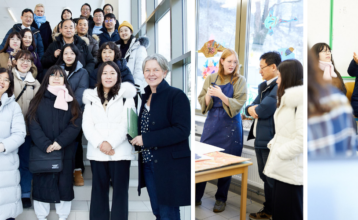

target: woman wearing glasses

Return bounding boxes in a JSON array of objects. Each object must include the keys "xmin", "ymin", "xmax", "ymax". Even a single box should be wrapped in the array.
[
  {"xmin": 310, "ymin": 43, "xmax": 346, "ymax": 94},
  {"xmin": 12, "ymin": 50, "xmax": 41, "ymax": 209},
  {"xmin": 97, "ymin": 13, "xmax": 120, "ymax": 47},
  {"xmin": 27, "ymin": 66, "xmax": 82, "ymax": 220},
  {"xmin": 0, "ymin": 68, "xmax": 26, "ymax": 220}
]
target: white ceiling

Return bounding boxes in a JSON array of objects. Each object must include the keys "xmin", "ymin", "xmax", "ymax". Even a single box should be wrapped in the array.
[{"xmin": 0, "ymin": 0, "xmax": 104, "ymax": 42}]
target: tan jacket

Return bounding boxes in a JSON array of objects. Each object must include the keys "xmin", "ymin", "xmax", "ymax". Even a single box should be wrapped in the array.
[
  {"xmin": 13, "ymin": 68, "xmax": 40, "ymax": 116},
  {"xmin": 0, "ymin": 52, "xmax": 38, "ymax": 77}
]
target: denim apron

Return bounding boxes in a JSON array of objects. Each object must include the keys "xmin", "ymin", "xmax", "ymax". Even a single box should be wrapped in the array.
[{"xmin": 200, "ymin": 75, "xmax": 243, "ymax": 156}]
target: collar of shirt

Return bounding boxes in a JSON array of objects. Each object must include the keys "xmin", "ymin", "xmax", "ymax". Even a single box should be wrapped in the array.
[
  {"xmin": 266, "ymin": 76, "xmax": 278, "ymax": 86},
  {"xmin": 21, "ymin": 25, "xmax": 31, "ymax": 30}
]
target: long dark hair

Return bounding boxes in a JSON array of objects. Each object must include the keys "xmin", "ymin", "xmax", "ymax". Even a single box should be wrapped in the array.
[
  {"xmin": 55, "ymin": 44, "xmax": 80, "ymax": 73},
  {"xmin": 61, "ymin": 9, "xmax": 72, "ymax": 21},
  {"xmin": 277, "ymin": 59, "xmax": 303, "ymax": 107},
  {"xmin": 310, "ymin": 43, "xmax": 341, "ymax": 76},
  {"xmin": 0, "ymin": 32, "xmax": 22, "ymax": 53},
  {"xmin": 13, "ymin": 50, "xmax": 35, "ymax": 74},
  {"xmin": 0, "ymin": 68, "xmax": 14, "ymax": 97},
  {"xmin": 96, "ymin": 61, "xmax": 121, "ymax": 104},
  {"xmin": 97, "ymin": 42, "xmax": 122, "ymax": 64},
  {"xmin": 19, "ymin": 29, "xmax": 36, "ymax": 51},
  {"xmin": 26, "ymin": 65, "xmax": 81, "ymax": 124}
]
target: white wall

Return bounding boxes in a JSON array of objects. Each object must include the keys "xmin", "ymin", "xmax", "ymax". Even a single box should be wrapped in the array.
[{"xmin": 104, "ymin": 0, "xmax": 131, "ymax": 24}]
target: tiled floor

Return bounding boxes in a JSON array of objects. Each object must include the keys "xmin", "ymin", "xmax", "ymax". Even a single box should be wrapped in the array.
[{"xmin": 195, "ymin": 183, "xmax": 264, "ymax": 220}]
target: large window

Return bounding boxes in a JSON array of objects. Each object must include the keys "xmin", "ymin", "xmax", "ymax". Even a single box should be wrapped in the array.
[
  {"xmin": 157, "ymin": 11, "xmax": 171, "ymax": 84},
  {"xmin": 141, "ymin": 0, "xmax": 147, "ymax": 24}
]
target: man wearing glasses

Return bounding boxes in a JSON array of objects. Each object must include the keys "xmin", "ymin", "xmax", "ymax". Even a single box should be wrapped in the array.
[
  {"xmin": 98, "ymin": 13, "xmax": 120, "ymax": 47},
  {"xmin": 74, "ymin": 3, "xmax": 95, "ymax": 35},
  {"xmin": 245, "ymin": 51, "xmax": 281, "ymax": 220},
  {"xmin": 0, "ymin": 9, "xmax": 44, "ymax": 59},
  {"xmin": 92, "ymin": 9, "xmax": 105, "ymax": 35},
  {"xmin": 103, "ymin": 4, "xmax": 120, "ymax": 30}
]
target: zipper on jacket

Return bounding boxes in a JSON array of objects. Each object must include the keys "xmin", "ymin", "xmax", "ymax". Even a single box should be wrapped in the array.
[{"xmin": 260, "ymin": 85, "xmax": 271, "ymax": 102}]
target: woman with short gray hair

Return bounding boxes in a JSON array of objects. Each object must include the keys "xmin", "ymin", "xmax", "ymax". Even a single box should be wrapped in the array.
[
  {"xmin": 131, "ymin": 54, "xmax": 191, "ymax": 219},
  {"xmin": 31, "ymin": 3, "xmax": 53, "ymax": 51}
]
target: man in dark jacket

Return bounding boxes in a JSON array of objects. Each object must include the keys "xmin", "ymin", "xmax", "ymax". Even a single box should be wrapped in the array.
[
  {"xmin": 103, "ymin": 4, "xmax": 119, "ymax": 30},
  {"xmin": 73, "ymin": 3, "xmax": 95, "ymax": 35},
  {"xmin": 41, "ymin": 19, "xmax": 95, "ymax": 78},
  {"xmin": 31, "ymin": 4, "xmax": 53, "ymax": 51},
  {"xmin": 0, "ymin": 9, "xmax": 44, "ymax": 59},
  {"xmin": 76, "ymin": 17, "xmax": 99, "ymax": 64},
  {"xmin": 98, "ymin": 13, "xmax": 120, "ymax": 47},
  {"xmin": 245, "ymin": 51, "xmax": 281, "ymax": 220}
]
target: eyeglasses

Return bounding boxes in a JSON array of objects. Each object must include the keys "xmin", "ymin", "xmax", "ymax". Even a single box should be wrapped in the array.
[
  {"xmin": 320, "ymin": 50, "xmax": 331, "ymax": 54},
  {"xmin": 94, "ymin": 15, "xmax": 103, "ymax": 18},
  {"xmin": 18, "ymin": 58, "xmax": 31, "ymax": 64},
  {"xmin": 105, "ymin": 19, "xmax": 115, "ymax": 23},
  {"xmin": 259, "ymin": 64, "xmax": 272, "ymax": 71},
  {"xmin": 0, "ymin": 77, "xmax": 10, "ymax": 83},
  {"xmin": 10, "ymin": 38, "xmax": 20, "ymax": 42},
  {"xmin": 81, "ymin": 9, "xmax": 90, "ymax": 12},
  {"xmin": 50, "ymin": 73, "xmax": 64, "ymax": 78}
]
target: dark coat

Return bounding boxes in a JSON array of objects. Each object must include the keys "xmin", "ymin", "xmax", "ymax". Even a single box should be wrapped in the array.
[
  {"xmin": 77, "ymin": 34, "xmax": 99, "ymax": 64},
  {"xmin": 89, "ymin": 19, "xmax": 119, "ymax": 34},
  {"xmin": 347, "ymin": 59, "xmax": 358, "ymax": 116},
  {"xmin": 98, "ymin": 28, "xmax": 120, "ymax": 47},
  {"xmin": 89, "ymin": 59, "xmax": 134, "ymax": 89},
  {"xmin": 28, "ymin": 90, "xmax": 82, "ymax": 203},
  {"xmin": 60, "ymin": 61, "xmax": 89, "ymax": 109},
  {"xmin": 0, "ymin": 24, "xmax": 44, "ymax": 59},
  {"xmin": 74, "ymin": 16, "xmax": 95, "ymax": 35},
  {"xmin": 31, "ymin": 21, "xmax": 53, "ymax": 52},
  {"xmin": 137, "ymin": 80, "xmax": 191, "ymax": 207},
  {"xmin": 41, "ymin": 34, "xmax": 95, "ymax": 78},
  {"xmin": 245, "ymin": 79, "xmax": 278, "ymax": 149}
]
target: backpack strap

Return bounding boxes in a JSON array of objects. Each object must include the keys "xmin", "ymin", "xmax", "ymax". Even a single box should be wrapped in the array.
[{"xmin": 16, "ymin": 84, "xmax": 28, "ymax": 102}]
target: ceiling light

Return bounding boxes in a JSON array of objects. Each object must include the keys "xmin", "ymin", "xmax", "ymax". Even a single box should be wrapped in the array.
[{"xmin": 7, "ymin": 8, "xmax": 17, "ymax": 23}]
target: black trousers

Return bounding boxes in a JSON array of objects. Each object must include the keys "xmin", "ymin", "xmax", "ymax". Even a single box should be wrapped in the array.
[
  {"xmin": 75, "ymin": 130, "xmax": 85, "ymax": 172},
  {"xmin": 90, "ymin": 160, "xmax": 131, "ymax": 220},
  {"xmin": 195, "ymin": 176, "xmax": 232, "ymax": 203},
  {"xmin": 273, "ymin": 179, "xmax": 303, "ymax": 220}
]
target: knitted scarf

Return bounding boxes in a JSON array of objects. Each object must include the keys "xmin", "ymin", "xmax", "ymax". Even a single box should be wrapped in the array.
[
  {"xmin": 34, "ymin": 15, "xmax": 46, "ymax": 28},
  {"xmin": 319, "ymin": 61, "xmax": 337, "ymax": 81},
  {"xmin": 47, "ymin": 85, "xmax": 73, "ymax": 111}
]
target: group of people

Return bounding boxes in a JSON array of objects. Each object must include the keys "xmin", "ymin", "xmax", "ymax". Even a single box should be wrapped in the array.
[
  {"xmin": 196, "ymin": 50, "xmax": 303, "ymax": 220},
  {"xmin": 0, "ymin": 3, "xmax": 190, "ymax": 220}
]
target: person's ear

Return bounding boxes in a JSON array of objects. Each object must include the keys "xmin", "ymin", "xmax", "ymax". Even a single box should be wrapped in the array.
[{"xmin": 163, "ymin": 71, "xmax": 168, "ymax": 78}]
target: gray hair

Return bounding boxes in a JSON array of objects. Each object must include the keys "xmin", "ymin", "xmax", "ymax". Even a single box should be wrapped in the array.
[
  {"xmin": 142, "ymin": 54, "xmax": 170, "ymax": 73},
  {"xmin": 34, "ymin": 4, "xmax": 45, "ymax": 12}
]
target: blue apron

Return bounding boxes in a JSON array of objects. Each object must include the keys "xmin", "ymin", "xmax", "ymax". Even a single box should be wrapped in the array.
[{"xmin": 200, "ymin": 75, "xmax": 243, "ymax": 156}]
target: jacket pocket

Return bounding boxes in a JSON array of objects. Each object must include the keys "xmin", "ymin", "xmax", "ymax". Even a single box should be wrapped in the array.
[{"xmin": 172, "ymin": 150, "xmax": 190, "ymax": 159}]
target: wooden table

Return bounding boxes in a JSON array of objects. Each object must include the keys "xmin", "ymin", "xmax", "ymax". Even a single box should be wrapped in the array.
[{"xmin": 196, "ymin": 160, "xmax": 253, "ymax": 220}]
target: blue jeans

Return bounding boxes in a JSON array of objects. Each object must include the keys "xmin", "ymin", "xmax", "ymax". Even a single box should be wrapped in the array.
[
  {"xmin": 143, "ymin": 161, "xmax": 180, "ymax": 220},
  {"xmin": 18, "ymin": 135, "xmax": 33, "ymax": 198},
  {"xmin": 255, "ymin": 148, "xmax": 275, "ymax": 215}
]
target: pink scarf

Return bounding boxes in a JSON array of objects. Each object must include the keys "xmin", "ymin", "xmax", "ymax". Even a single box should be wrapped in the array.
[
  {"xmin": 319, "ymin": 61, "xmax": 337, "ymax": 81},
  {"xmin": 47, "ymin": 85, "xmax": 73, "ymax": 111}
]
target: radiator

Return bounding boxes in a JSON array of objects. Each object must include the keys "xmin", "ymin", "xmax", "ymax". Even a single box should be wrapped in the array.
[{"xmin": 233, "ymin": 147, "xmax": 264, "ymax": 189}]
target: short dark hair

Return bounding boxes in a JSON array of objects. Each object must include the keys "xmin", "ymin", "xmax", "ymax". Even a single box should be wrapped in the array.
[
  {"xmin": 19, "ymin": 29, "xmax": 37, "ymax": 51},
  {"xmin": 104, "ymin": 13, "xmax": 116, "ymax": 20},
  {"xmin": 81, "ymin": 3, "xmax": 91, "ymax": 12},
  {"xmin": 0, "ymin": 68, "xmax": 14, "ymax": 97},
  {"xmin": 22, "ymin": 9, "xmax": 34, "ymax": 16},
  {"xmin": 260, "ymin": 51, "xmax": 282, "ymax": 67},
  {"xmin": 77, "ymin": 17, "xmax": 89, "ymax": 24},
  {"xmin": 97, "ymin": 42, "xmax": 122, "ymax": 64},
  {"xmin": 103, "ymin": 4, "xmax": 113, "ymax": 11},
  {"xmin": 60, "ymin": 19, "xmax": 76, "ymax": 29},
  {"xmin": 93, "ymin": 8, "xmax": 104, "ymax": 16},
  {"xmin": 14, "ymin": 50, "xmax": 36, "ymax": 74},
  {"xmin": 55, "ymin": 44, "xmax": 81, "ymax": 74},
  {"xmin": 96, "ymin": 61, "xmax": 121, "ymax": 104}
]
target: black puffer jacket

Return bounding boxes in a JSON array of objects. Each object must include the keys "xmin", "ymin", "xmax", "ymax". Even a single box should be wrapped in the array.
[
  {"xmin": 28, "ymin": 90, "xmax": 82, "ymax": 203},
  {"xmin": 41, "ymin": 34, "xmax": 95, "ymax": 76},
  {"xmin": 31, "ymin": 21, "xmax": 53, "ymax": 51}
]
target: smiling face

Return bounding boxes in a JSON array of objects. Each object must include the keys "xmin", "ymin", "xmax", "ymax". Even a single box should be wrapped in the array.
[
  {"xmin": 220, "ymin": 54, "xmax": 238, "ymax": 75},
  {"xmin": 104, "ymin": 6, "xmax": 113, "ymax": 15},
  {"xmin": 62, "ymin": 10, "xmax": 71, "ymax": 20},
  {"xmin": 101, "ymin": 46, "xmax": 115, "ymax": 62},
  {"xmin": 21, "ymin": 11, "xmax": 33, "ymax": 27},
  {"xmin": 61, "ymin": 20, "xmax": 75, "ymax": 38},
  {"xmin": 318, "ymin": 46, "xmax": 332, "ymax": 62},
  {"xmin": 63, "ymin": 47, "xmax": 76, "ymax": 66},
  {"xmin": 9, "ymin": 35, "xmax": 21, "ymax": 50},
  {"xmin": 35, "ymin": 6, "xmax": 45, "ymax": 17},
  {"xmin": 144, "ymin": 60, "xmax": 167, "ymax": 91},
  {"xmin": 22, "ymin": 31, "xmax": 32, "ymax": 47},
  {"xmin": 259, "ymin": 59, "xmax": 277, "ymax": 81},
  {"xmin": 16, "ymin": 56, "xmax": 32, "ymax": 73},
  {"xmin": 49, "ymin": 71, "xmax": 65, "ymax": 86},
  {"xmin": 81, "ymin": 5, "xmax": 91, "ymax": 18},
  {"xmin": 93, "ymin": 11, "xmax": 104, "ymax": 25},
  {"xmin": 119, "ymin": 26, "xmax": 132, "ymax": 42},
  {"xmin": 0, "ymin": 72, "xmax": 10, "ymax": 96},
  {"xmin": 101, "ymin": 65, "xmax": 118, "ymax": 90},
  {"xmin": 77, "ymin": 19, "xmax": 88, "ymax": 35},
  {"xmin": 104, "ymin": 17, "xmax": 115, "ymax": 31}
]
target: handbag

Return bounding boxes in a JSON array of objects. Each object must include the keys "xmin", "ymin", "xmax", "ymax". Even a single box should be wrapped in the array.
[{"xmin": 29, "ymin": 144, "xmax": 64, "ymax": 173}]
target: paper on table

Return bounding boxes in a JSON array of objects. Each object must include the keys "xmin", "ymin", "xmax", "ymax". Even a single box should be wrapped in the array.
[
  {"xmin": 195, "ymin": 141, "xmax": 225, "ymax": 155},
  {"xmin": 195, "ymin": 153, "xmax": 212, "ymax": 161}
]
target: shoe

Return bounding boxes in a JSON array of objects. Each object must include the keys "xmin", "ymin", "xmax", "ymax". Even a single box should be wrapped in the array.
[
  {"xmin": 195, "ymin": 201, "xmax": 202, "ymax": 206},
  {"xmin": 249, "ymin": 208, "xmax": 272, "ymax": 220},
  {"xmin": 73, "ymin": 170, "xmax": 84, "ymax": 186},
  {"xmin": 22, "ymin": 198, "xmax": 32, "ymax": 208},
  {"xmin": 213, "ymin": 200, "xmax": 226, "ymax": 213}
]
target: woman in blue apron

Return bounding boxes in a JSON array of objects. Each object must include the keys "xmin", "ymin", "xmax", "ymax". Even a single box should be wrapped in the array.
[{"xmin": 196, "ymin": 48, "xmax": 247, "ymax": 213}]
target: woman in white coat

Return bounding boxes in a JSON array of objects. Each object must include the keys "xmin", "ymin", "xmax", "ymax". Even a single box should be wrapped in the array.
[
  {"xmin": 263, "ymin": 59, "xmax": 303, "ymax": 220},
  {"xmin": 0, "ymin": 68, "xmax": 26, "ymax": 220},
  {"xmin": 82, "ymin": 61, "xmax": 136, "ymax": 220},
  {"xmin": 116, "ymin": 21, "xmax": 148, "ymax": 94}
]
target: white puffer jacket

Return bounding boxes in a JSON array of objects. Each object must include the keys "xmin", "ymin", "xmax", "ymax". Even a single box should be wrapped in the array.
[
  {"xmin": 0, "ymin": 93, "xmax": 26, "ymax": 219},
  {"xmin": 263, "ymin": 85, "xmax": 303, "ymax": 185},
  {"xmin": 118, "ymin": 37, "xmax": 149, "ymax": 94},
  {"xmin": 82, "ymin": 82, "xmax": 136, "ymax": 161}
]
